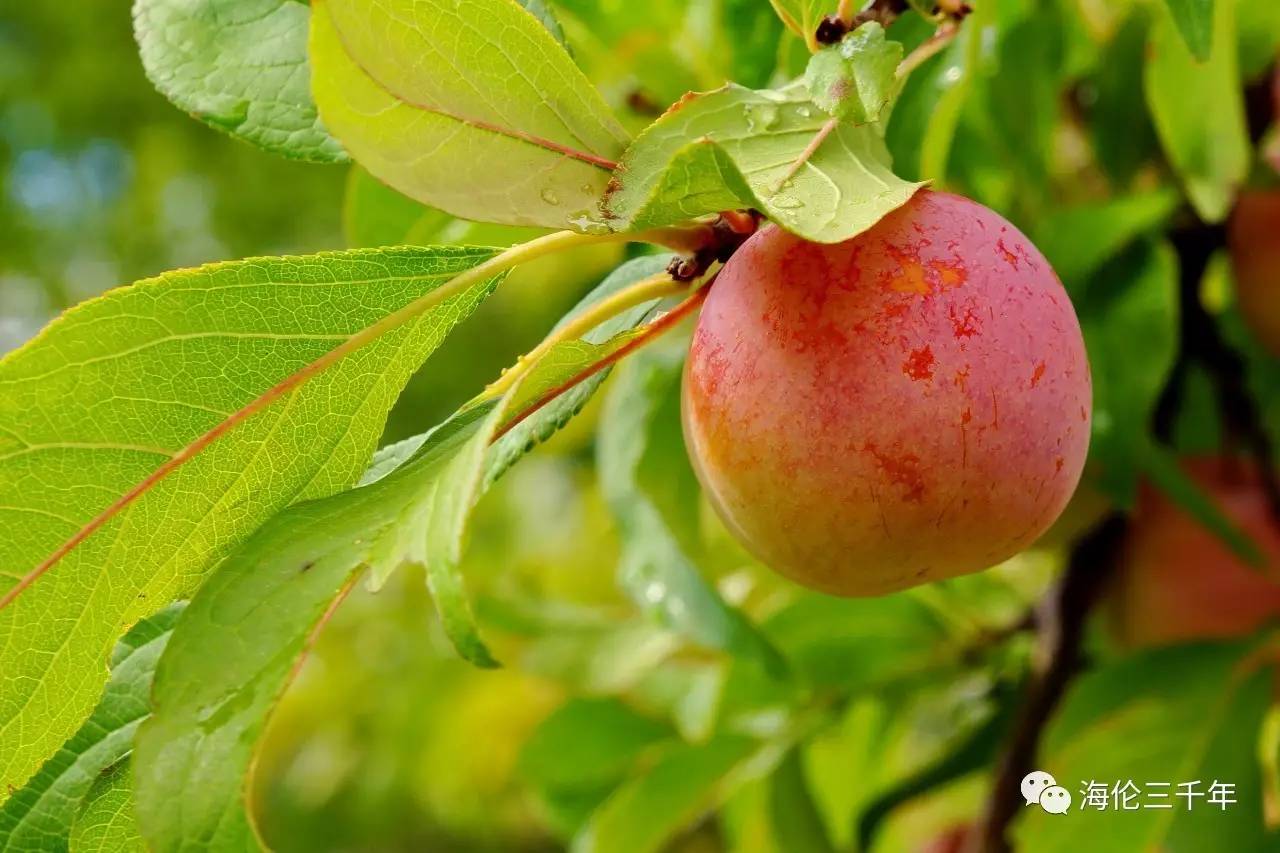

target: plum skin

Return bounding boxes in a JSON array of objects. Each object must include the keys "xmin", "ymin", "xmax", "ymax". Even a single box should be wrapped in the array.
[
  {"xmin": 681, "ymin": 190, "xmax": 1092, "ymax": 596},
  {"xmin": 1107, "ymin": 458, "xmax": 1280, "ymax": 649},
  {"xmin": 1229, "ymin": 190, "xmax": 1280, "ymax": 357}
]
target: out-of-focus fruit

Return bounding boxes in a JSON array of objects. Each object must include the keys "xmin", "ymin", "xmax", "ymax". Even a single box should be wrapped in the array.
[{"xmin": 1108, "ymin": 457, "xmax": 1280, "ymax": 649}]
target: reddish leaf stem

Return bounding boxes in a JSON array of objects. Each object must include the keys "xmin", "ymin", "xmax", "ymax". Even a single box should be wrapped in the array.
[{"xmin": 491, "ymin": 285, "xmax": 710, "ymax": 443}]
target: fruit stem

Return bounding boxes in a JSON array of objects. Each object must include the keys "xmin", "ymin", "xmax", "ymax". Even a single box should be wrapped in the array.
[
  {"xmin": 491, "ymin": 282, "xmax": 712, "ymax": 443},
  {"xmin": 896, "ymin": 22, "xmax": 959, "ymax": 81},
  {"xmin": 477, "ymin": 270, "xmax": 691, "ymax": 402}
]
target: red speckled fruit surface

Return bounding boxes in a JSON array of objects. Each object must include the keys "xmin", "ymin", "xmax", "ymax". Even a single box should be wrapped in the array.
[{"xmin": 682, "ymin": 190, "xmax": 1092, "ymax": 596}]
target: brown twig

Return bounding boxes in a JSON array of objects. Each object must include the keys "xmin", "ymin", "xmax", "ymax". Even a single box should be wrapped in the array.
[
  {"xmin": 974, "ymin": 516, "xmax": 1128, "ymax": 852},
  {"xmin": 1155, "ymin": 220, "xmax": 1280, "ymax": 526}
]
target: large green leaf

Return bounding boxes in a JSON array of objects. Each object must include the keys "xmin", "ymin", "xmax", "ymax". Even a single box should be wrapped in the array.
[
  {"xmin": 0, "ymin": 606, "xmax": 179, "ymax": 852},
  {"xmin": 310, "ymin": 0, "xmax": 629, "ymax": 231},
  {"xmin": 68, "ymin": 764, "xmax": 142, "ymax": 853},
  {"xmin": 1014, "ymin": 643, "xmax": 1272, "ymax": 851},
  {"xmin": 133, "ymin": 0, "xmax": 346, "ymax": 163},
  {"xmin": 1145, "ymin": 0, "xmax": 1249, "ymax": 223},
  {"xmin": 0, "ymin": 246, "xmax": 499, "ymax": 797},
  {"xmin": 133, "ymin": 257, "xmax": 674, "ymax": 851},
  {"xmin": 597, "ymin": 338, "xmax": 784, "ymax": 674},
  {"xmin": 604, "ymin": 82, "xmax": 922, "ymax": 243}
]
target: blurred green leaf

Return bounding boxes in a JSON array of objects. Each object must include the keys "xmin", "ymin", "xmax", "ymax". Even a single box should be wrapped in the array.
[
  {"xmin": 598, "ymin": 337, "xmax": 785, "ymax": 674},
  {"xmin": 68, "ymin": 764, "xmax": 142, "ymax": 853},
  {"xmin": 310, "ymin": 0, "xmax": 629, "ymax": 230},
  {"xmin": 768, "ymin": 748, "xmax": 836, "ymax": 853},
  {"xmin": 1237, "ymin": 0, "xmax": 1280, "ymax": 79},
  {"xmin": 0, "ymin": 606, "xmax": 180, "ymax": 853},
  {"xmin": 974, "ymin": 5, "xmax": 1064, "ymax": 217},
  {"xmin": 605, "ymin": 82, "xmax": 922, "ymax": 243},
  {"xmin": 1032, "ymin": 189, "xmax": 1181, "ymax": 292},
  {"xmin": 767, "ymin": 0, "xmax": 826, "ymax": 51},
  {"xmin": 761, "ymin": 594, "xmax": 954, "ymax": 691},
  {"xmin": 1164, "ymin": 0, "xmax": 1216, "ymax": 61},
  {"xmin": 1145, "ymin": 0, "xmax": 1249, "ymax": 223},
  {"xmin": 0, "ymin": 246, "xmax": 497, "ymax": 800},
  {"xmin": 1081, "ymin": 240, "xmax": 1180, "ymax": 506},
  {"xmin": 342, "ymin": 167, "xmax": 452, "ymax": 248},
  {"xmin": 1089, "ymin": 10, "xmax": 1162, "ymax": 188},
  {"xmin": 804, "ymin": 23, "xmax": 902, "ymax": 123},
  {"xmin": 133, "ymin": 0, "xmax": 346, "ymax": 162},
  {"xmin": 517, "ymin": 0, "xmax": 569, "ymax": 46},
  {"xmin": 520, "ymin": 698, "xmax": 671, "ymax": 793},
  {"xmin": 1014, "ymin": 643, "xmax": 1272, "ymax": 851},
  {"xmin": 133, "ymin": 257, "xmax": 671, "ymax": 849},
  {"xmin": 574, "ymin": 734, "xmax": 765, "ymax": 853},
  {"xmin": 884, "ymin": 0, "xmax": 993, "ymax": 183}
]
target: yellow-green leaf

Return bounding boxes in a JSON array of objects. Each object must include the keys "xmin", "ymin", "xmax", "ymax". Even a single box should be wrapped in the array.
[
  {"xmin": 0, "ymin": 247, "xmax": 499, "ymax": 799},
  {"xmin": 311, "ymin": 0, "xmax": 630, "ymax": 231}
]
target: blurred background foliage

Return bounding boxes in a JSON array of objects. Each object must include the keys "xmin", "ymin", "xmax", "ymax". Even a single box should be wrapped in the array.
[{"xmin": 4, "ymin": 0, "xmax": 1280, "ymax": 850}]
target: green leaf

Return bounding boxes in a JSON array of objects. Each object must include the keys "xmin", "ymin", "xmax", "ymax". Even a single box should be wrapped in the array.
[
  {"xmin": 598, "ymin": 338, "xmax": 785, "ymax": 674},
  {"xmin": 342, "ymin": 167, "xmax": 453, "ymax": 248},
  {"xmin": 884, "ymin": 0, "xmax": 992, "ymax": 182},
  {"xmin": 1080, "ymin": 241, "xmax": 1179, "ymax": 506},
  {"xmin": 517, "ymin": 0, "xmax": 568, "ymax": 46},
  {"xmin": 759, "ymin": 594, "xmax": 954, "ymax": 690},
  {"xmin": 1164, "ymin": 0, "xmax": 1216, "ymax": 61},
  {"xmin": 519, "ymin": 698, "xmax": 672, "ymax": 816},
  {"xmin": 1032, "ymin": 189, "xmax": 1181, "ymax": 293},
  {"xmin": 69, "ymin": 764, "xmax": 142, "ymax": 853},
  {"xmin": 768, "ymin": 748, "xmax": 837, "ymax": 853},
  {"xmin": 804, "ymin": 23, "xmax": 902, "ymax": 123},
  {"xmin": 133, "ymin": 0, "xmax": 346, "ymax": 163},
  {"xmin": 1237, "ymin": 0, "xmax": 1280, "ymax": 79},
  {"xmin": 310, "ymin": 0, "xmax": 629, "ymax": 231},
  {"xmin": 573, "ymin": 734, "xmax": 764, "ymax": 853},
  {"xmin": 1013, "ymin": 643, "xmax": 1272, "ymax": 851},
  {"xmin": 1088, "ymin": 10, "xmax": 1162, "ymax": 188},
  {"xmin": 0, "ymin": 606, "xmax": 179, "ymax": 853},
  {"xmin": 605, "ymin": 83, "xmax": 922, "ymax": 243},
  {"xmin": 1145, "ymin": 0, "xmax": 1250, "ymax": 223},
  {"xmin": 132, "ymin": 257, "xmax": 672, "ymax": 851},
  {"xmin": 0, "ymin": 246, "xmax": 499, "ymax": 797},
  {"xmin": 767, "ymin": 0, "xmax": 828, "ymax": 51}
]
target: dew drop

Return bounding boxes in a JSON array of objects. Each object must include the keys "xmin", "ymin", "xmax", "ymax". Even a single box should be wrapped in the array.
[
  {"xmin": 744, "ymin": 103, "xmax": 780, "ymax": 131},
  {"xmin": 771, "ymin": 195, "xmax": 804, "ymax": 210},
  {"xmin": 540, "ymin": 188, "xmax": 561, "ymax": 206},
  {"xmin": 796, "ymin": 106, "xmax": 812, "ymax": 118}
]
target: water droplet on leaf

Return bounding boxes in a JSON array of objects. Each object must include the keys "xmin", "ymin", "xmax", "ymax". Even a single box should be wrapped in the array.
[
  {"xmin": 540, "ymin": 188, "xmax": 561, "ymax": 206},
  {"xmin": 744, "ymin": 103, "xmax": 780, "ymax": 131}
]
